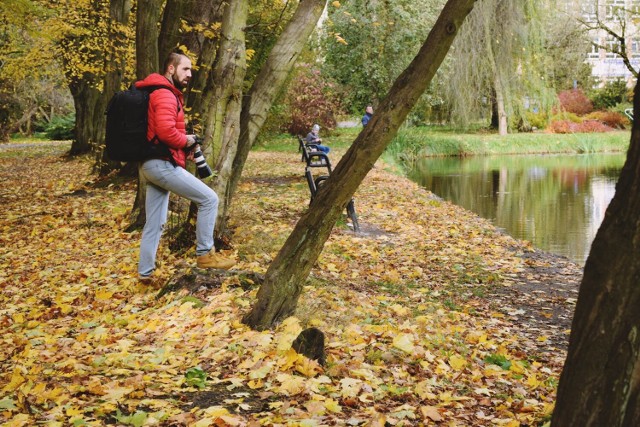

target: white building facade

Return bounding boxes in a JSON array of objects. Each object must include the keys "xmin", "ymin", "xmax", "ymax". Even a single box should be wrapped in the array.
[{"xmin": 582, "ymin": 0, "xmax": 640, "ymax": 84}]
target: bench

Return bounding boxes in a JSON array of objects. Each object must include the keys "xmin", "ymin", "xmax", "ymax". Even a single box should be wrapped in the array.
[{"xmin": 296, "ymin": 135, "xmax": 359, "ymax": 232}]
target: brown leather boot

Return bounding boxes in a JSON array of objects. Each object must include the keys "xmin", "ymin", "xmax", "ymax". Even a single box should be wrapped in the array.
[{"xmin": 196, "ymin": 250, "xmax": 236, "ymax": 270}]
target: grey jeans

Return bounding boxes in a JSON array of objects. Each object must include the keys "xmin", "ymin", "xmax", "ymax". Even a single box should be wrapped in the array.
[{"xmin": 138, "ymin": 159, "xmax": 218, "ymax": 276}]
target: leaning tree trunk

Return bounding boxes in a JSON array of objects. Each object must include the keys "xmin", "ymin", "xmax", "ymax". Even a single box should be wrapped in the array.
[
  {"xmin": 551, "ymin": 81, "xmax": 640, "ymax": 426},
  {"xmin": 207, "ymin": 0, "xmax": 247, "ymax": 238},
  {"xmin": 243, "ymin": 0, "xmax": 477, "ymax": 330},
  {"xmin": 217, "ymin": 0, "xmax": 326, "ymax": 235}
]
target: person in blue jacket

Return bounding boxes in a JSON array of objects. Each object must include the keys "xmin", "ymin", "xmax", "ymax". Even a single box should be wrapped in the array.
[
  {"xmin": 305, "ymin": 124, "xmax": 330, "ymax": 154},
  {"xmin": 361, "ymin": 105, "xmax": 374, "ymax": 126}
]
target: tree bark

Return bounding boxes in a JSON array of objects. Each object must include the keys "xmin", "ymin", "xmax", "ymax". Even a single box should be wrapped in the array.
[
  {"xmin": 218, "ymin": 0, "xmax": 326, "ymax": 235},
  {"xmin": 96, "ymin": 0, "xmax": 133, "ymax": 175},
  {"xmin": 69, "ymin": 80, "xmax": 100, "ymax": 155},
  {"xmin": 208, "ymin": 0, "xmax": 248, "ymax": 238},
  {"xmin": 158, "ymin": 0, "xmax": 194, "ymax": 61},
  {"xmin": 494, "ymin": 75, "xmax": 508, "ymax": 135},
  {"xmin": 136, "ymin": 0, "xmax": 163, "ymax": 77},
  {"xmin": 243, "ymin": 0, "xmax": 477, "ymax": 330},
  {"xmin": 551, "ymin": 81, "xmax": 640, "ymax": 426}
]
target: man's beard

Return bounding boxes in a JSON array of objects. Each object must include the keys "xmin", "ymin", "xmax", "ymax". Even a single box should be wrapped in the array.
[{"xmin": 172, "ymin": 75, "xmax": 186, "ymax": 89}]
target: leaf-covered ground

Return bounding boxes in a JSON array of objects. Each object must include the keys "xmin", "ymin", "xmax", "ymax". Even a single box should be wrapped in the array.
[{"xmin": 0, "ymin": 141, "xmax": 581, "ymax": 426}]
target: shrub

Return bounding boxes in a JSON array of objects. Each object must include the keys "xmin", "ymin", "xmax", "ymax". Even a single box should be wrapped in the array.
[
  {"xmin": 284, "ymin": 65, "xmax": 343, "ymax": 136},
  {"xmin": 577, "ymin": 120, "xmax": 614, "ymax": 133},
  {"xmin": 546, "ymin": 119, "xmax": 613, "ymax": 134},
  {"xmin": 546, "ymin": 120, "xmax": 578, "ymax": 134},
  {"xmin": 524, "ymin": 111, "xmax": 548, "ymax": 129},
  {"xmin": 551, "ymin": 111, "xmax": 582, "ymax": 124},
  {"xmin": 589, "ymin": 78, "xmax": 630, "ymax": 110},
  {"xmin": 584, "ymin": 110, "xmax": 630, "ymax": 129},
  {"xmin": 41, "ymin": 114, "xmax": 75, "ymax": 140},
  {"xmin": 557, "ymin": 89, "xmax": 593, "ymax": 115}
]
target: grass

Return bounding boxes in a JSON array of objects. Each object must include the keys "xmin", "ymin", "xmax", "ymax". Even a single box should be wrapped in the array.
[{"xmin": 254, "ymin": 126, "xmax": 631, "ymax": 166}]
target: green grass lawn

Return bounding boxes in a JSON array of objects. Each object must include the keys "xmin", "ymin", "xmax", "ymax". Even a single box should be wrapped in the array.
[{"xmin": 255, "ymin": 126, "xmax": 631, "ymax": 160}]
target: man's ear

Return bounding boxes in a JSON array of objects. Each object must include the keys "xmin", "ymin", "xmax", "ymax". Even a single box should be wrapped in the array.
[{"xmin": 167, "ymin": 65, "xmax": 175, "ymax": 75}]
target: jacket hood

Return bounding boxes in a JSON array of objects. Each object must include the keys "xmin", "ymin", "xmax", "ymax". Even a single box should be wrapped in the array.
[{"xmin": 135, "ymin": 73, "xmax": 182, "ymax": 97}]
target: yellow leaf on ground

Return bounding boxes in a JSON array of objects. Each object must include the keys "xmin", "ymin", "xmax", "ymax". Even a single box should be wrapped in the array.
[
  {"xmin": 393, "ymin": 333, "xmax": 415, "ymax": 353},
  {"xmin": 448, "ymin": 354, "xmax": 467, "ymax": 371}
]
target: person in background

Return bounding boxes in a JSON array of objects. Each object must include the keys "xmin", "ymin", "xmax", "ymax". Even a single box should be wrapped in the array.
[
  {"xmin": 305, "ymin": 124, "xmax": 330, "ymax": 154},
  {"xmin": 361, "ymin": 105, "xmax": 374, "ymax": 126},
  {"xmin": 137, "ymin": 52, "xmax": 235, "ymax": 283}
]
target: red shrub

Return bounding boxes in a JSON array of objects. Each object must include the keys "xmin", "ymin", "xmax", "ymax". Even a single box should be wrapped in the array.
[
  {"xmin": 285, "ymin": 66, "xmax": 343, "ymax": 136},
  {"xmin": 546, "ymin": 120, "xmax": 579, "ymax": 134},
  {"xmin": 577, "ymin": 120, "xmax": 614, "ymax": 133},
  {"xmin": 584, "ymin": 110, "xmax": 630, "ymax": 129},
  {"xmin": 557, "ymin": 89, "xmax": 594, "ymax": 115},
  {"xmin": 546, "ymin": 119, "xmax": 613, "ymax": 133}
]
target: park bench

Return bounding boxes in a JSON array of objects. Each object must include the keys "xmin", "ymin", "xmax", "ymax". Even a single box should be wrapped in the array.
[{"xmin": 296, "ymin": 135, "xmax": 360, "ymax": 232}]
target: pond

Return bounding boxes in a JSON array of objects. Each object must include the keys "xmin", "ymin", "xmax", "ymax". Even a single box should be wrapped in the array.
[{"xmin": 406, "ymin": 153, "xmax": 626, "ymax": 265}]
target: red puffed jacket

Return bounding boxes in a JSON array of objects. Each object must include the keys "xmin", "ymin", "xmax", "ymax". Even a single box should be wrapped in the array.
[{"xmin": 135, "ymin": 73, "xmax": 189, "ymax": 168}]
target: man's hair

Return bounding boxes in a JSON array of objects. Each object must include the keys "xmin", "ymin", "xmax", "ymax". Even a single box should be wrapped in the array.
[
  {"xmin": 162, "ymin": 52, "xmax": 188, "ymax": 73},
  {"xmin": 312, "ymin": 124, "xmax": 320, "ymax": 132}
]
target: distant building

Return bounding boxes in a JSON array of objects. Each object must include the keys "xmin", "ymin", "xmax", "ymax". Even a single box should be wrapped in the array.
[{"xmin": 581, "ymin": 0, "xmax": 640, "ymax": 85}]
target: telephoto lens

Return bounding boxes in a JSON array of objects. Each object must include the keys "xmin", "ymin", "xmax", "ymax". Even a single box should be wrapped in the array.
[{"xmin": 192, "ymin": 148, "xmax": 213, "ymax": 178}]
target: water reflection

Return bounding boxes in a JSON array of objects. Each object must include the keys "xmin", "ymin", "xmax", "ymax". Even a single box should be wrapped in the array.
[{"xmin": 408, "ymin": 154, "xmax": 625, "ymax": 265}]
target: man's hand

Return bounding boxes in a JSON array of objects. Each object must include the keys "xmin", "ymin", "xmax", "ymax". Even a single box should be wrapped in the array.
[
  {"xmin": 186, "ymin": 134, "xmax": 198, "ymax": 149},
  {"xmin": 186, "ymin": 144, "xmax": 199, "ymax": 161}
]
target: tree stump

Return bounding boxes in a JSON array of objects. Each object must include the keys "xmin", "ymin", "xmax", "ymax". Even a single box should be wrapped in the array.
[{"xmin": 292, "ymin": 327, "xmax": 325, "ymax": 366}]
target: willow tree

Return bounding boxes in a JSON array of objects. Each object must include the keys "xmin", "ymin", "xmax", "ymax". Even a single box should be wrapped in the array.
[
  {"xmin": 243, "ymin": 0, "xmax": 477, "ymax": 330},
  {"xmin": 551, "ymin": 80, "xmax": 640, "ymax": 426},
  {"xmin": 445, "ymin": 0, "xmax": 554, "ymax": 134}
]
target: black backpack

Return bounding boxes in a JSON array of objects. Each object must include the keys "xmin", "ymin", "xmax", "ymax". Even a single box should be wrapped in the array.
[{"xmin": 105, "ymin": 84, "xmax": 175, "ymax": 162}]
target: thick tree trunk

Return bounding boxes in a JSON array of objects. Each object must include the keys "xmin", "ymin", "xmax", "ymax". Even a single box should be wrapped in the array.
[
  {"xmin": 552, "ymin": 81, "xmax": 640, "ymax": 426},
  {"xmin": 69, "ymin": 80, "xmax": 100, "ymax": 155},
  {"xmin": 207, "ymin": 1, "xmax": 248, "ymax": 238},
  {"xmin": 243, "ymin": 0, "xmax": 477, "ymax": 330},
  {"xmin": 137, "ymin": 0, "xmax": 163, "ymax": 76},
  {"xmin": 218, "ymin": 0, "xmax": 326, "ymax": 235}
]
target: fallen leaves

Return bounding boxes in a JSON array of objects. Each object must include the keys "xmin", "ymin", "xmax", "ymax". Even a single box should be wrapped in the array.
[{"xmin": 0, "ymin": 143, "xmax": 568, "ymax": 425}]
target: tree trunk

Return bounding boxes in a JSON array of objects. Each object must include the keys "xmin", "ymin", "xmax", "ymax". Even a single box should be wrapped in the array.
[
  {"xmin": 243, "ymin": 0, "xmax": 477, "ymax": 330},
  {"xmin": 137, "ymin": 0, "xmax": 163, "ymax": 76},
  {"xmin": 207, "ymin": 1, "xmax": 247, "ymax": 237},
  {"xmin": 217, "ymin": 0, "xmax": 326, "ymax": 235},
  {"xmin": 184, "ymin": 1, "xmax": 225, "ymax": 129},
  {"xmin": 158, "ymin": 0, "xmax": 194, "ymax": 62},
  {"xmin": 69, "ymin": 80, "xmax": 100, "ymax": 155},
  {"xmin": 128, "ymin": 0, "xmax": 166, "ymax": 230},
  {"xmin": 494, "ymin": 75, "xmax": 508, "ymax": 135},
  {"xmin": 96, "ymin": 0, "xmax": 133, "ymax": 175},
  {"xmin": 551, "ymin": 81, "xmax": 640, "ymax": 426}
]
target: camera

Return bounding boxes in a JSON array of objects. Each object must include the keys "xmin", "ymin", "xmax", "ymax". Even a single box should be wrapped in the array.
[{"xmin": 188, "ymin": 136, "xmax": 213, "ymax": 179}]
